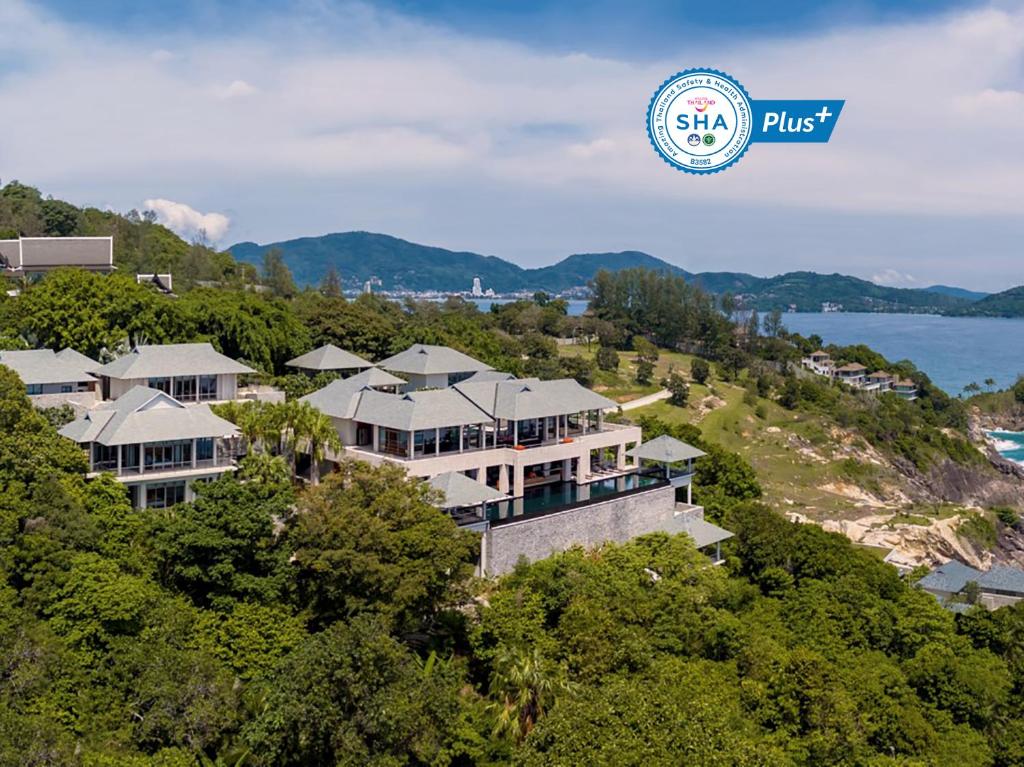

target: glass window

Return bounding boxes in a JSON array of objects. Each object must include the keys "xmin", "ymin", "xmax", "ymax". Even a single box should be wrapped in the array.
[
  {"xmin": 174, "ymin": 376, "xmax": 197, "ymax": 401},
  {"xmin": 463, "ymin": 424, "xmax": 482, "ymax": 450},
  {"xmin": 196, "ymin": 437, "xmax": 214, "ymax": 462},
  {"xmin": 438, "ymin": 426, "xmax": 461, "ymax": 454},
  {"xmin": 148, "ymin": 377, "xmax": 171, "ymax": 394},
  {"xmin": 199, "ymin": 375, "xmax": 218, "ymax": 401},
  {"xmin": 378, "ymin": 428, "xmax": 409, "ymax": 457},
  {"xmin": 122, "ymin": 444, "xmax": 140, "ymax": 470},
  {"xmin": 26, "ymin": 384, "xmax": 42, "ymax": 395},
  {"xmin": 414, "ymin": 429, "xmax": 438, "ymax": 457},
  {"xmin": 144, "ymin": 440, "xmax": 192, "ymax": 470},
  {"xmin": 91, "ymin": 443, "xmax": 118, "ymax": 471},
  {"xmin": 146, "ymin": 481, "xmax": 186, "ymax": 509}
]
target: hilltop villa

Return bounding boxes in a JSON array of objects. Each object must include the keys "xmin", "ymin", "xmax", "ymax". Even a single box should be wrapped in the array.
[
  {"xmin": 301, "ymin": 343, "xmax": 726, "ymax": 574},
  {"xmin": 801, "ymin": 350, "xmax": 917, "ymax": 399},
  {"xmin": 0, "ymin": 348, "xmax": 101, "ymax": 411},
  {"xmin": 59, "ymin": 386, "xmax": 240, "ymax": 508},
  {"xmin": 93, "ymin": 343, "xmax": 267, "ymax": 403}
]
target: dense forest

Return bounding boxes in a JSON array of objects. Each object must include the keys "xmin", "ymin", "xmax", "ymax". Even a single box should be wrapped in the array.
[{"xmin": 2, "ymin": 183, "xmax": 1024, "ymax": 765}]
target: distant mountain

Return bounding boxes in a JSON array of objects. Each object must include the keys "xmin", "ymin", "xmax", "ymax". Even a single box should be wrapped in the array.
[
  {"xmin": 228, "ymin": 232, "xmax": 688, "ymax": 293},
  {"xmin": 922, "ymin": 284, "xmax": 989, "ymax": 302},
  {"xmin": 227, "ymin": 231, "xmax": 975, "ymax": 313},
  {"xmin": 946, "ymin": 285, "xmax": 1024, "ymax": 317}
]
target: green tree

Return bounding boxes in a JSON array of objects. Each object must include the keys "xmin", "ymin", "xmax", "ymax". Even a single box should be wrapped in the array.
[
  {"xmin": 635, "ymin": 359, "xmax": 654, "ymax": 386},
  {"xmin": 262, "ymin": 247, "xmax": 297, "ymax": 298},
  {"xmin": 595, "ymin": 346, "xmax": 619, "ymax": 372},
  {"xmin": 690, "ymin": 357, "xmax": 710, "ymax": 385},
  {"xmin": 288, "ymin": 460, "xmax": 480, "ymax": 631},
  {"xmin": 489, "ymin": 645, "xmax": 570, "ymax": 742},
  {"xmin": 664, "ymin": 371, "xmax": 689, "ymax": 407},
  {"xmin": 320, "ymin": 266, "xmax": 343, "ymax": 297}
]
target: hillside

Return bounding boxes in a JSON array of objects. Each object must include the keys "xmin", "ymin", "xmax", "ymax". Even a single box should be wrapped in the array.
[
  {"xmin": 924, "ymin": 284, "xmax": 989, "ymax": 302},
  {"xmin": 947, "ymin": 284, "xmax": 1024, "ymax": 317},
  {"xmin": 228, "ymin": 231, "xmax": 975, "ymax": 313}
]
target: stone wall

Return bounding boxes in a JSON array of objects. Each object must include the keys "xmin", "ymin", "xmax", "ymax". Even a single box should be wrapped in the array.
[{"xmin": 482, "ymin": 484, "xmax": 677, "ymax": 575}]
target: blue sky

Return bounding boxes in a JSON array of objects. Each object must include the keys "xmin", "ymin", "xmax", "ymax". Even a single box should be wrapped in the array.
[{"xmin": 4, "ymin": 0, "xmax": 1023, "ymax": 291}]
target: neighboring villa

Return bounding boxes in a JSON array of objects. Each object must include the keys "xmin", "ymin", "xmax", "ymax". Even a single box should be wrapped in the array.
[
  {"xmin": 0, "ymin": 236, "xmax": 114, "ymax": 276},
  {"xmin": 917, "ymin": 559, "xmax": 1024, "ymax": 611},
  {"xmin": 0, "ymin": 348, "xmax": 101, "ymax": 411},
  {"xmin": 286, "ymin": 343, "xmax": 374, "ymax": 375},
  {"xmin": 376, "ymin": 343, "xmax": 494, "ymax": 391},
  {"xmin": 94, "ymin": 343, "xmax": 263, "ymax": 403},
  {"xmin": 301, "ymin": 343, "xmax": 726, "ymax": 574},
  {"xmin": 800, "ymin": 350, "xmax": 917, "ymax": 400},
  {"xmin": 59, "ymin": 386, "xmax": 240, "ymax": 508}
]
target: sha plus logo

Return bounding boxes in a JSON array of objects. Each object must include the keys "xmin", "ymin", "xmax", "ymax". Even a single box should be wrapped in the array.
[{"xmin": 646, "ymin": 68, "xmax": 845, "ymax": 175}]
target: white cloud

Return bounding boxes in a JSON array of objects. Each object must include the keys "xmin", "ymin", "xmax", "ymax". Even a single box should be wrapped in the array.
[
  {"xmin": 2, "ymin": 1, "xmax": 1024, "ymax": 286},
  {"xmin": 143, "ymin": 198, "xmax": 231, "ymax": 242},
  {"xmin": 218, "ymin": 79, "xmax": 257, "ymax": 99},
  {"xmin": 871, "ymin": 269, "xmax": 918, "ymax": 287}
]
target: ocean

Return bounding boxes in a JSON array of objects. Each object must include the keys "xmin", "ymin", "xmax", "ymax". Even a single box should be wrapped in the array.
[
  {"xmin": 465, "ymin": 301, "xmax": 1024, "ymax": 398},
  {"xmin": 988, "ymin": 431, "xmax": 1024, "ymax": 465}
]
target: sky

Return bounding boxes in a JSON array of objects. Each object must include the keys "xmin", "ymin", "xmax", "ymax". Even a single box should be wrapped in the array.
[{"xmin": 2, "ymin": 0, "xmax": 1022, "ymax": 291}]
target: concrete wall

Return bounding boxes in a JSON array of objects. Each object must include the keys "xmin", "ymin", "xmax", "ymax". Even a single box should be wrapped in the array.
[{"xmin": 481, "ymin": 484, "xmax": 676, "ymax": 575}]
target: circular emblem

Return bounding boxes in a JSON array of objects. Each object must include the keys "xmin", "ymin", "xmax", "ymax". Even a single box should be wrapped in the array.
[{"xmin": 646, "ymin": 68, "xmax": 753, "ymax": 175}]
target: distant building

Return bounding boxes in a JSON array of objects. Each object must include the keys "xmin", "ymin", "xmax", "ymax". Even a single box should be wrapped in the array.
[
  {"xmin": 0, "ymin": 348, "xmax": 101, "ymax": 411},
  {"xmin": 893, "ymin": 379, "xmax": 918, "ymax": 401},
  {"xmin": 471, "ymin": 276, "xmax": 483, "ymax": 297},
  {"xmin": 0, "ymin": 236, "xmax": 114, "ymax": 276},
  {"xmin": 137, "ymin": 273, "xmax": 174, "ymax": 294},
  {"xmin": 801, "ymin": 350, "xmax": 835, "ymax": 376},
  {"xmin": 821, "ymin": 302, "xmax": 843, "ymax": 313},
  {"xmin": 917, "ymin": 559, "xmax": 1024, "ymax": 611},
  {"xmin": 833, "ymin": 362, "xmax": 868, "ymax": 387}
]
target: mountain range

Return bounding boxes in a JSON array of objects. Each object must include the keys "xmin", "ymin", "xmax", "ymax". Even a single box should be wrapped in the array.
[{"xmin": 228, "ymin": 231, "xmax": 1004, "ymax": 314}]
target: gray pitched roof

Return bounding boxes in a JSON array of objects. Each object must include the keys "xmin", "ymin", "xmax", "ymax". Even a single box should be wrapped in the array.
[
  {"xmin": 978, "ymin": 564, "xmax": 1024, "ymax": 594},
  {"xmin": 455, "ymin": 378, "xmax": 615, "ymax": 420},
  {"xmin": 658, "ymin": 514, "xmax": 734, "ymax": 548},
  {"xmin": 55, "ymin": 347, "xmax": 101, "ymax": 374},
  {"xmin": 916, "ymin": 560, "xmax": 983, "ymax": 594},
  {"xmin": 0, "ymin": 349, "xmax": 97, "ymax": 385},
  {"xmin": 426, "ymin": 472, "xmax": 509, "ymax": 508},
  {"xmin": 462, "ymin": 370, "xmax": 517, "ymax": 383},
  {"xmin": 300, "ymin": 367, "xmax": 407, "ymax": 419},
  {"xmin": 95, "ymin": 343, "xmax": 255, "ymax": 379},
  {"xmin": 59, "ymin": 386, "xmax": 239, "ymax": 446},
  {"xmin": 376, "ymin": 344, "xmax": 492, "ymax": 376},
  {"xmin": 286, "ymin": 344, "xmax": 373, "ymax": 372},
  {"xmin": 352, "ymin": 388, "xmax": 491, "ymax": 431},
  {"xmin": 628, "ymin": 435, "xmax": 706, "ymax": 463}
]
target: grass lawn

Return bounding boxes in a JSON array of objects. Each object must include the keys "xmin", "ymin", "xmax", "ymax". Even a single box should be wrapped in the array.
[{"xmin": 559, "ymin": 344, "xmax": 698, "ymax": 403}]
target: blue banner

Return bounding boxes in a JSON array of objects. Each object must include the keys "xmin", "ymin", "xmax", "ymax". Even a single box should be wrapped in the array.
[{"xmin": 750, "ymin": 100, "xmax": 845, "ymax": 143}]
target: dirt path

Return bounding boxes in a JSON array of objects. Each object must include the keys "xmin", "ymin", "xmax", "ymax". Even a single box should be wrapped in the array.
[{"xmin": 612, "ymin": 389, "xmax": 671, "ymax": 412}]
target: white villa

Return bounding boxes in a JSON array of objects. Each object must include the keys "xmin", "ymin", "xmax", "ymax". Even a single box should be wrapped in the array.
[
  {"xmin": 0, "ymin": 348, "xmax": 101, "ymax": 410},
  {"xmin": 801, "ymin": 350, "xmax": 917, "ymax": 399},
  {"xmin": 94, "ymin": 343, "xmax": 260, "ymax": 403},
  {"xmin": 300, "ymin": 343, "xmax": 724, "ymax": 574},
  {"xmin": 59, "ymin": 386, "xmax": 240, "ymax": 508}
]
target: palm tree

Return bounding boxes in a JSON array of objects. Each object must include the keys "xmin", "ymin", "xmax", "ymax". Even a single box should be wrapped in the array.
[
  {"xmin": 488, "ymin": 646, "xmax": 572, "ymax": 742},
  {"xmin": 985, "ymin": 378, "xmax": 996, "ymax": 392},
  {"xmin": 296, "ymin": 402, "xmax": 341, "ymax": 485}
]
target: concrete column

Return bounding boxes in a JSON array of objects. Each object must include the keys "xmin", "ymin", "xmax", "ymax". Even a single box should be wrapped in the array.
[
  {"xmin": 139, "ymin": 443, "xmax": 145, "ymax": 475},
  {"xmin": 138, "ymin": 483, "xmax": 147, "ymax": 509},
  {"xmin": 435, "ymin": 428, "xmax": 440, "ymax": 456},
  {"xmin": 553, "ymin": 416, "xmax": 559, "ymax": 442},
  {"xmin": 582, "ymin": 411, "xmax": 588, "ymax": 434},
  {"xmin": 598, "ymin": 410, "xmax": 604, "ymax": 431},
  {"xmin": 561, "ymin": 458, "xmax": 572, "ymax": 481},
  {"xmin": 191, "ymin": 438, "xmax": 197, "ymax": 468},
  {"xmin": 687, "ymin": 482, "xmax": 692, "ymax": 505},
  {"xmin": 513, "ymin": 420, "xmax": 519, "ymax": 445},
  {"xmin": 477, "ymin": 465, "xmax": 488, "ymax": 484},
  {"xmin": 576, "ymin": 449, "xmax": 591, "ymax": 485},
  {"xmin": 513, "ymin": 464, "xmax": 525, "ymax": 497},
  {"xmin": 194, "ymin": 375, "xmax": 200, "ymax": 402},
  {"xmin": 616, "ymin": 444, "xmax": 627, "ymax": 470},
  {"xmin": 372, "ymin": 426, "xmax": 380, "ymax": 452},
  {"xmin": 116, "ymin": 445, "xmax": 122, "ymax": 475},
  {"xmin": 408, "ymin": 431, "xmax": 414, "ymax": 459},
  {"xmin": 497, "ymin": 464, "xmax": 509, "ymax": 494},
  {"xmin": 213, "ymin": 439, "xmax": 218, "ymax": 466},
  {"xmin": 459, "ymin": 426, "xmax": 464, "ymax": 453}
]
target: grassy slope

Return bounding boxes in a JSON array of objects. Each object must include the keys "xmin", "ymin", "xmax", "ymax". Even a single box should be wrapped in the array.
[{"xmin": 559, "ymin": 344, "xmax": 979, "ymax": 523}]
